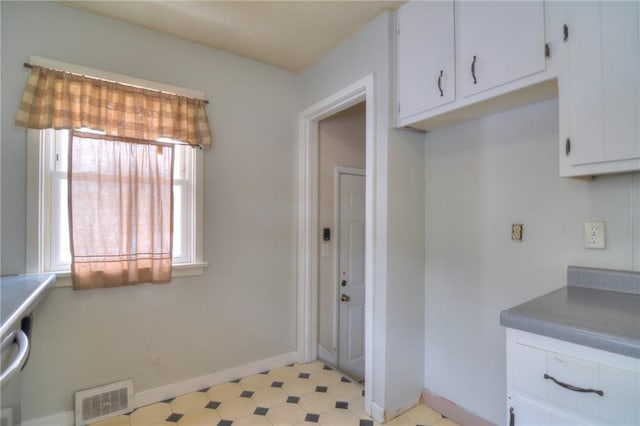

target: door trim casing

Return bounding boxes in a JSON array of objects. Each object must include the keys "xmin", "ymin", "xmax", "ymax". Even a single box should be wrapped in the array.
[{"xmin": 296, "ymin": 75, "xmax": 375, "ymax": 414}]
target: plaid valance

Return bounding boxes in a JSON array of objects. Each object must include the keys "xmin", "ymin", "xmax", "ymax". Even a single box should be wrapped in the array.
[{"xmin": 15, "ymin": 65, "xmax": 211, "ymax": 149}]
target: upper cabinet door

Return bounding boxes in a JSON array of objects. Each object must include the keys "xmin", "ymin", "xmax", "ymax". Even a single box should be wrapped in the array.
[
  {"xmin": 565, "ymin": 1, "xmax": 603, "ymax": 166},
  {"xmin": 601, "ymin": 2, "xmax": 640, "ymax": 162},
  {"xmin": 396, "ymin": 0, "xmax": 455, "ymax": 122},
  {"xmin": 456, "ymin": 1, "xmax": 546, "ymax": 98},
  {"xmin": 562, "ymin": 1, "xmax": 640, "ymax": 174}
]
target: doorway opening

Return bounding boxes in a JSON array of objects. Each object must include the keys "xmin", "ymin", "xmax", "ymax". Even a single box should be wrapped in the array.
[
  {"xmin": 296, "ymin": 75, "xmax": 375, "ymax": 414},
  {"xmin": 317, "ymin": 104, "xmax": 366, "ymax": 381}
]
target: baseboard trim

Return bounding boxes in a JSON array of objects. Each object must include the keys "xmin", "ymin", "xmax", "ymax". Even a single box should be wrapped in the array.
[
  {"xmin": 23, "ymin": 410, "xmax": 74, "ymax": 426},
  {"xmin": 135, "ymin": 351, "xmax": 298, "ymax": 408},
  {"xmin": 317, "ymin": 344, "xmax": 337, "ymax": 365},
  {"xmin": 384, "ymin": 394, "xmax": 421, "ymax": 422},
  {"xmin": 423, "ymin": 389, "xmax": 495, "ymax": 426},
  {"xmin": 370, "ymin": 393, "xmax": 423, "ymax": 423},
  {"xmin": 370, "ymin": 401, "xmax": 385, "ymax": 423},
  {"xmin": 23, "ymin": 352, "xmax": 297, "ymax": 426}
]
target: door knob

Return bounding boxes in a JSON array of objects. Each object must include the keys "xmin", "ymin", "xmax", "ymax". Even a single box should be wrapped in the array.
[
  {"xmin": 341, "ymin": 280, "xmax": 347, "ymax": 287},
  {"xmin": 340, "ymin": 294, "xmax": 351, "ymax": 302}
]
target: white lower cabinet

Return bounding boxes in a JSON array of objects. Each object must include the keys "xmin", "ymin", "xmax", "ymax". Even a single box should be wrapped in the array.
[
  {"xmin": 506, "ymin": 329, "xmax": 640, "ymax": 426},
  {"xmin": 514, "ymin": 397, "xmax": 589, "ymax": 426}
]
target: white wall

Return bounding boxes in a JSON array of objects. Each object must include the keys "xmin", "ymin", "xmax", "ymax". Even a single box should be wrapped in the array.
[
  {"xmin": 424, "ymin": 97, "xmax": 639, "ymax": 425},
  {"xmin": 300, "ymin": 11, "xmax": 426, "ymax": 413},
  {"xmin": 385, "ymin": 128, "xmax": 425, "ymax": 412},
  {"xmin": 317, "ymin": 102, "xmax": 366, "ymax": 358},
  {"xmin": 1, "ymin": 2, "xmax": 299, "ymax": 420}
]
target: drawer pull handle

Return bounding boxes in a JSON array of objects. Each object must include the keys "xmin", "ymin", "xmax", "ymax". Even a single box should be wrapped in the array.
[{"xmin": 543, "ymin": 374, "xmax": 604, "ymax": 396}]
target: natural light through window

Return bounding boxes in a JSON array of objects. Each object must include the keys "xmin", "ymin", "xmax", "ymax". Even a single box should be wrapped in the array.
[{"xmin": 27, "ymin": 128, "xmax": 205, "ymax": 284}]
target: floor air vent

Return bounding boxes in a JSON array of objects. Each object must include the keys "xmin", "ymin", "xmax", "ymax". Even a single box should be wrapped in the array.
[{"xmin": 75, "ymin": 379, "xmax": 133, "ymax": 426}]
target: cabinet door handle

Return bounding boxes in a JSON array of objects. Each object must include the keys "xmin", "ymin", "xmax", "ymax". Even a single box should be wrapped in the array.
[
  {"xmin": 563, "ymin": 24, "xmax": 569, "ymax": 42},
  {"xmin": 437, "ymin": 70, "xmax": 444, "ymax": 97},
  {"xmin": 509, "ymin": 407, "xmax": 514, "ymax": 426},
  {"xmin": 471, "ymin": 56, "xmax": 478, "ymax": 85},
  {"xmin": 565, "ymin": 138, "xmax": 571, "ymax": 156},
  {"xmin": 543, "ymin": 374, "xmax": 604, "ymax": 396}
]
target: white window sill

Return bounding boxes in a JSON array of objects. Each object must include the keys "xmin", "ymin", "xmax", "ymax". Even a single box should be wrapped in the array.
[{"xmin": 48, "ymin": 262, "xmax": 208, "ymax": 288}]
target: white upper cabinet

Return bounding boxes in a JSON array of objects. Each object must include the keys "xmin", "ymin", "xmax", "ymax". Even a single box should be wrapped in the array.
[
  {"xmin": 395, "ymin": 0, "xmax": 554, "ymax": 130},
  {"xmin": 456, "ymin": 1, "xmax": 546, "ymax": 98},
  {"xmin": 396, "ymin": 0, "xmax": 455, "ymax": 122},
  {"xmin": 559, "ymin": 1, "xmax": 640, "ymax": 176}
]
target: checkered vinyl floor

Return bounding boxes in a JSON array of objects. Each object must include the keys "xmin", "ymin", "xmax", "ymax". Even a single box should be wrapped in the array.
[{"xmin": 90, "ymin": 361, "xmax": 457, "ymax": 426}]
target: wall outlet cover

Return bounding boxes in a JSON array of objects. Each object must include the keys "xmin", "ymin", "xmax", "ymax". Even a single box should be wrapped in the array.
[
  {"xmin": 584, "ymin": 221, "xmax": 605, "ymax": 249},
  {"xmin": 512, "ymin": 224, "xmax": 523, "ymax": 241}
]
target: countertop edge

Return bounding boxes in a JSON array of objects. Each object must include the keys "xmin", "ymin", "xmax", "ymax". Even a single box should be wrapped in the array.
[{"xmin": 500, "ymin": 309, "xmax": 640, "ymax": 359}]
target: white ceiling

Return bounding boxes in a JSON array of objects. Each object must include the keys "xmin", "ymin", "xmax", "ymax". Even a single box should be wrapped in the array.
[{"xmin": 60, "ymin": 1, "xmax": 405, "ymax": 73}]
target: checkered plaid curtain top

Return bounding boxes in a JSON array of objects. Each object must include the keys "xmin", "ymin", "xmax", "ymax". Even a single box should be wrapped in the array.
[{"xmin": 15, "ymin": 65, "xmax": 211, "ymax": 148}]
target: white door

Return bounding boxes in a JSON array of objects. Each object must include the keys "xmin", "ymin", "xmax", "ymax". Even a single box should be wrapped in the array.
[{"xmin": 337, "ymin": 172, "xmax": 365, "ymax": 380}]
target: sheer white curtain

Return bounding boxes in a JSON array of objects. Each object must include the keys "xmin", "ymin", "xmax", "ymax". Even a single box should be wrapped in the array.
[{"xmin": 69, "ymin": 131, "xmax": 174, "ymax": 289}]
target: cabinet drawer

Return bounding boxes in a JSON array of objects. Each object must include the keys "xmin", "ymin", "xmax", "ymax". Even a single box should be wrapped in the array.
[
  {"xmin": 599, "ymin": 365, "xmax": 640, "ymax": 426},
  {"xmin": 513, "ymin": 343, "xmax": 547, "ymax": 399},
  {"xmin": 513, "ymin": 343, "xmax": 640, "ymax": 425},
  {"xmin": 546, "ymin": 352, "xmax": 602, "ymax": 420},
  {"xmin": 514, "ymin": 396, "xmax": 590, "ymax": 426}
]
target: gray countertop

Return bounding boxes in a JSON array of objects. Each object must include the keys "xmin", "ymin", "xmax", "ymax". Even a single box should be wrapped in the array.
[
  {"xmin": 0, "ymin": 274, "xmax": 56, "ymax": 341},
  {"xmin": 500, "ymin": 266, "xmax": 640, "ymax": 359}
]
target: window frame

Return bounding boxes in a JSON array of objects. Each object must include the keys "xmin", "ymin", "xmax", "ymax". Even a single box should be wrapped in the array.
[{"xmin": 26, "ymin": 129, "xmax": 207, "ymax": 287}]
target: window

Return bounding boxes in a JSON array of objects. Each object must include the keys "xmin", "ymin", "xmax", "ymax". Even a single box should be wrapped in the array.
[
  {"xmin": 18, "ymin": 58, "xmax": 210, "ymax": 287},
  {"xmin": 27, "ymin": 128, "xmax": 206, "ymax": 286}
]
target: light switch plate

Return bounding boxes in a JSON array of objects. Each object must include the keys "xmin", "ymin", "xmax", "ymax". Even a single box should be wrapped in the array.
[{"xmin": 584, "ymin": 221, "xmax": 605, "ymax": 249}]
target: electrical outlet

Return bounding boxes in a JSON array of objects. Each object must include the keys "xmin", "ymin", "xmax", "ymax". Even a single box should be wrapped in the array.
[
  {"xmin": 584, "ymin": 221, "xmax": 605, "ymax": 249},
  {"xmin": 512, "ymin": 224, "xmax": 523, "ymax": 241}
]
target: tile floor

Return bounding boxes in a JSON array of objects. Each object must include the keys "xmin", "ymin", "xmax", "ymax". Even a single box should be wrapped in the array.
[{"xmin": 91, "ymin": 361, "xmax": 458, "ymax": 426}]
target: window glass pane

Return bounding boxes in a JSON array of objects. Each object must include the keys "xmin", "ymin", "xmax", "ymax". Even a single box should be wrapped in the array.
[
  {"xmin": 50, "ymin": 172, "xmax": 71, "ymax": 270},
  {"xmin": 58, "ymin": 177, "xmax": 71, "ymax": 265},
  {"xmin": 41, "ymin": 129, "xmax": 196, "ymax": 272},
  {"xmin": 173, "ymin": 182, "xmax": 183, "ymax": 260}
]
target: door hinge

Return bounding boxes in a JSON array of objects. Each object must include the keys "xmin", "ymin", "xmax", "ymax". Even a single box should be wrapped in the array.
[
  {"xmin": 563, "ymin": 24, "xmax": 569, "ymax": 42},
  {"xmin": 545, "ymin": 43, "xmax": 551, "ymax": 58}
]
